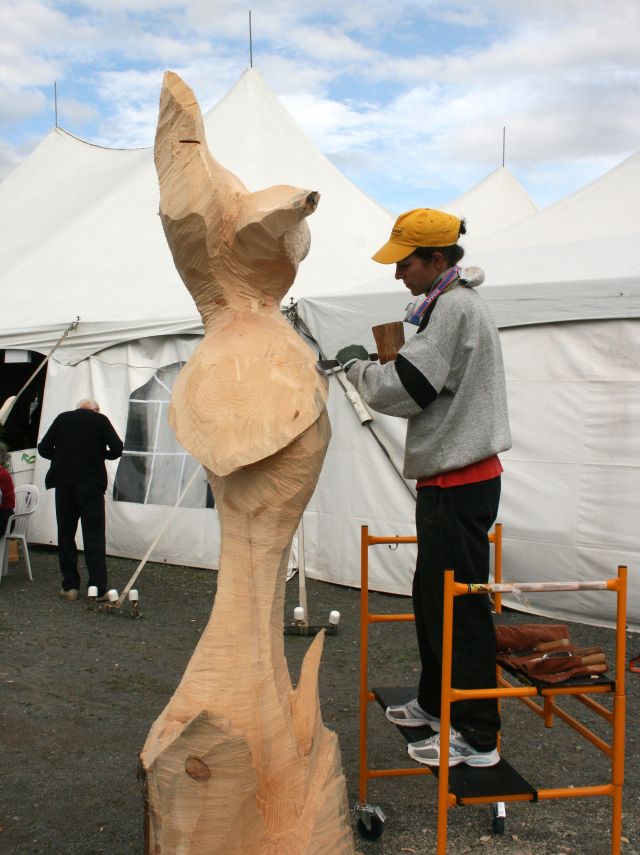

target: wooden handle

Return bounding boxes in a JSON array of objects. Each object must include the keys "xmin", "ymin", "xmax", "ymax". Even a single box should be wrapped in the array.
[
  {"xmin": 371, "ymin": 322, "xmax": 405, "ymax": 364},
  {"xmin": 581, "ymin": 653, "xmax": 606, "ymax": 666},
  {"xmin": 535, "ymin": 638, "xmax": 570, "ymax": 653}
]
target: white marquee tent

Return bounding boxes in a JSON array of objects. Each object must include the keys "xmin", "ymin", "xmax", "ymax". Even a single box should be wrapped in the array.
[{"xmin": 1, "ymin": 67, "xmax": 636, "ymax": 629}]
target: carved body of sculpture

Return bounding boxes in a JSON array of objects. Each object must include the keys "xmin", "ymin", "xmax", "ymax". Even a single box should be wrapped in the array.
[{"xmin": 140, "ymin": 72, "xmax": 355, "ymax": 854}]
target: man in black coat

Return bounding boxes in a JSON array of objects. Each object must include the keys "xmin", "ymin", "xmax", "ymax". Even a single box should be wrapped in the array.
[{"xmin": 38, "ymin": 399, "xmax": 123, "ymax": 601}]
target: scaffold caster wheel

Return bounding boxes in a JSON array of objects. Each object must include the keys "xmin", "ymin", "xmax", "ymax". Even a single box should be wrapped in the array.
[
  {"xmin": 356, "ymin": 803, "xmax": 386, "ymax": 841},
  {"xmin": 491, "ymin": 802, "xmax": 506, "ymax": 834}
]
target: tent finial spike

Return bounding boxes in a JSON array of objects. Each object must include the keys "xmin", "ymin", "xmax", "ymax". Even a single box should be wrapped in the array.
[{"xmin": 249, "ymin": 10, "xmax": 253, "ymax": 68}]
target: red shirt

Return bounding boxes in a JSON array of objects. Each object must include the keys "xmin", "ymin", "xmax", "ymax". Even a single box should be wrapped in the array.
[
  {"xmin": 416, "ymin": 455, "xmax": 503, "ymax": 489},
  {"xmin": 0, "ymin": 466, "xmax": 15, "ymax": 510}
]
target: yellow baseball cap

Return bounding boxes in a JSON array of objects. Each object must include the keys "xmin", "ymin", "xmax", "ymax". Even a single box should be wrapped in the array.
[{"xmin": 372, "ymin": 208, "xmax": 462, "ymax": 264}]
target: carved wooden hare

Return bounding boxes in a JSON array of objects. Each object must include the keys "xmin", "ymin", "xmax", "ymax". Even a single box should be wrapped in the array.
[{"xmin": 140, "ymin": 72, "xmax": 354, "ymax": 855}]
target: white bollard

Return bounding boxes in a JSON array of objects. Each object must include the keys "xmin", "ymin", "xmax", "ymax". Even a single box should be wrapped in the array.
[
  {"xmin": 88, "ymin": 586, "xmax": 98, "ymax": 598},
  {"xmin": 107, "ymin": 589, "xmax": 119, "ymax": 602},
  {"xmin": 293, "ymin": 606, "xmax": 305, "ymax": 623},
  {"xmin": 328, "ymin": 610, "xmax": 341, "ymax": 626},
  {"xmin": 128, "ymin": 589, "xmax": 139, "ymax": 602}
]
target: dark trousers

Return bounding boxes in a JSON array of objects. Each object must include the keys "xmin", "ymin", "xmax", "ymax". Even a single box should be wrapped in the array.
[
  {"xmin": 0, "ymin": 507, "xmax": 12, "ymax": 538},
  {"xmin": 55, "ymin": 483, "xmax": 108, "ymax": 595},
  {"xmin": 414, "ymin": 478, "xmax": 501, "ymax": 750}
]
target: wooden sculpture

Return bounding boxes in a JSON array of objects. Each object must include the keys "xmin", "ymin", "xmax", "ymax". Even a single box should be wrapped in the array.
[{"xmin": 139, "ymin": 72, "xmax": 355, "ymax": 855}]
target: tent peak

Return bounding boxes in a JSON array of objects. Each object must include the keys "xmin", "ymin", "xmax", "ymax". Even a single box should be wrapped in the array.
[{"xmin": 442, "ymin": 166, "xmax": 537, "ymax": 239}]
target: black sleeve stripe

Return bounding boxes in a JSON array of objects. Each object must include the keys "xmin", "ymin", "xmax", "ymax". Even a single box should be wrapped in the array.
[{"xmin": 394, "ymin": 353, "xmax": 438, "ymax": 409}]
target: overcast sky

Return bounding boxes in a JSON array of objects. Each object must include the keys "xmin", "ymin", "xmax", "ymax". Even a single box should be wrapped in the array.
[{"xmin": 1, "ymin": 0, "xmax": 639, "ymax": 213}]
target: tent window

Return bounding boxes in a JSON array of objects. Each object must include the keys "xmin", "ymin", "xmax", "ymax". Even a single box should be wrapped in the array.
[{"xmin": 113, "ymin": 362, "xmax": 213, "ymax": 509}]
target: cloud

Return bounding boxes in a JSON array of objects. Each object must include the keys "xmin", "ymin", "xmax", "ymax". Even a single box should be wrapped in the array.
[
  {"xmin": 0, "ymin": 1, "xmax": 97, "ymax": 84},
  {"xmin": 0, "ymin": 85, "xmax": 48, "ymax": 126},
  {"xmin": 0, "ymin": 0, "xmax": 639, "ymax": 213},
  {"xmin": 57, "ymin": 97, "xmax": 101, "ymax": 128}
]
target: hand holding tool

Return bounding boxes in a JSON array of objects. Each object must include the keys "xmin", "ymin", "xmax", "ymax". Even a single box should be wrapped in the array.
[
  {"xmin": 318, "ymin": 351, "xmax": 378, "ymax": 372},
  {"xmin": 335, "ymin": 344, "xmax": 369, "ymax": 370}
]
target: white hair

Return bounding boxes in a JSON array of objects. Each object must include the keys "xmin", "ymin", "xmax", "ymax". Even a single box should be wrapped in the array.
[{"xmin": 76, "ymin": 399, "xmax": 100, "ymax": 412}]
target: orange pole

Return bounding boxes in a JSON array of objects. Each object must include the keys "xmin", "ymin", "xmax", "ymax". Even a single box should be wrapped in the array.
[
  {"xmin": 611, "ymin": 566, "xmax": 627, "ymax": 855},
  {"xmin": 573, "ymin": 693, "xmax": 614, "ymax": 721},
  {"xmin": 436, "ymin": 569, "xmax": 456, "ymax": 855},
  {"xmin": 358, "ymin": 526, "xmax": 370, "ymax": 805},
  {"xmin": 493, "ymin": 523, "xmax": 503, "ymax": 613},
  {"xmin": 461, "ymin": 792, "xmax": 536, "ymax": 805},
  {"xmin": 369, "ymin": 613, "xmax": 415, "ymax": 623},
  {"xmin": 368, "ymin": 767, "xmax": 433, "ymax": 780},
  {"xmin": 451, "ymin": 686, "xmax": 536, "ymax": 701},
  {"xmin": 535, "ymin": 784, "xmax": 613, "ymax": 800},
  {"xmin": 367, "ymin": 535, "xmax": 417, "ymax": 545},
  {"xmin": 543, "ymin": 695, "xmax": 555, "ymax": 728},
  {"xmin": 547, "ymin": 704, "xmax": 613, "ymax": 757},
  {"xmin": 540, "ymin": 684, "xmax": 613, "ymax": 698},
  {"xmin": 462, "ymin": 784, "xmax": 612, "ymax": 805}
]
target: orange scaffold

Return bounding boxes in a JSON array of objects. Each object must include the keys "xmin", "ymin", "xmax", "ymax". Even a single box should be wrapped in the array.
[{"xmin": 357, "ymin": 524, "xmax": 627, "ymax": 855}]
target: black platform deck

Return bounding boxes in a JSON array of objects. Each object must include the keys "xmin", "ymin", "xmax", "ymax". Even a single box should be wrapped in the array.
[
  {"xmin": 373, "ymin": 686, "xmax": 537, "ymax": 803},
  {"xmin": 492, "ymin": 614, "xmax": 615, "ymax": 691},
  {"xmin": 497, "ymin": 661, "xmax": 615, "ymax": 691}
]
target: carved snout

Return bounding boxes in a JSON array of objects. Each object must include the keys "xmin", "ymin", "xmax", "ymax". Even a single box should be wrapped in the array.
[
  {"xmin": 305, "ymin": 191, "xmax": 320, "ymax": 213},
  {"xmin": 237, "ymin": 186, "xmax": 320, "ymax": 239},
  {"xmin": 232, "ymin": 185, "xmax": 320, "ymax": 275}
]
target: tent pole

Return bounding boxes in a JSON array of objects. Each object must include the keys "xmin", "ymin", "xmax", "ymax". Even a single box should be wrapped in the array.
[
  {"xmin": 296, "ymin": 518, "xmax": 308, "ymax": 623},
  {"xmin": 117, "ymin": 465, "xmax": 203, "ymax": 605}
]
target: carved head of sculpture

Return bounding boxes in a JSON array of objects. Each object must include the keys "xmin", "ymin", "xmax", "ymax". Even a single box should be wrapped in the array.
[{"xmin": 155, "ymin": 71, "xmax": 319, "ymax": 315}]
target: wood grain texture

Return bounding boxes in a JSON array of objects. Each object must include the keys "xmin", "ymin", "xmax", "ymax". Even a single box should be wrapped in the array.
[
  {"xmin": 371, "ymin": 321, "xmax": 405, "ymax": 364},
  {"xmin": 140, "ymin": 72, "xmax": 354, "ymax": 854}
]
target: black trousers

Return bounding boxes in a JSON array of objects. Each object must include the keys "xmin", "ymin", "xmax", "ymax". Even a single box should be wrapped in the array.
[
  {"xmin": 414, "ymin": 477, "xmax": 501, "ymax": 750},
  {"xmin": 0, "ymin": 507, "xmax": 12, "ymax": 537},
  {"xmin": 55, "ymin": 483, "xmax": 108, "ymax": 595}
]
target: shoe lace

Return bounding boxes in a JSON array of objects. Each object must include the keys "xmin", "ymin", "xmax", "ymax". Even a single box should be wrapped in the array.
[{"xmin": 428, "ymin": 732, "xmax": 462, "ymax": 750}]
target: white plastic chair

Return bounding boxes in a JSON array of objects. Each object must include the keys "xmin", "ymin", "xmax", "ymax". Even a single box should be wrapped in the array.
[{"xmin": 0, "ymin": 484, "xmax": 39, "ymax": 582}]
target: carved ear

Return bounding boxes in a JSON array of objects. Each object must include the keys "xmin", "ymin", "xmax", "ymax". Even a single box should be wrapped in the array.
[
  {"xmin": 235, "ymin": 187, "xmax": 319, "ymax": 263},
  {"xmin": 155, "ymin": 71, "xmax": 247, "ymax": 227}
]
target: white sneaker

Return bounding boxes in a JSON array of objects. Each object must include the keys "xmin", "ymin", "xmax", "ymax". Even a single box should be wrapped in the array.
[
  {"xmin": 385, "ymin": 698, "xmax": 440, "ymax": 731},
  {"xmin": 408, "ymin": 730, "xmax": 500, "ymax": 768}
]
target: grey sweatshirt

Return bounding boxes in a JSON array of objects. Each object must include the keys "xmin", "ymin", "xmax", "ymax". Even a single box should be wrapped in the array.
[{"xmin": 345, "ymin": 280, "xmax": 512, "ymax": 480}]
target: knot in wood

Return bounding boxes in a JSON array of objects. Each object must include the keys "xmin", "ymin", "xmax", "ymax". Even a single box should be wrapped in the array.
[{"xmin": 185, "ymin": 756, "xmax": 211, "ymax": 780}]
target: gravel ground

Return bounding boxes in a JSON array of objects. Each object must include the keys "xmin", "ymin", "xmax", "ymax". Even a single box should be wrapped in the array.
[{"xmin": 1, "ymin": 545, "xmax": 638, "ymax": 855}]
